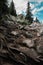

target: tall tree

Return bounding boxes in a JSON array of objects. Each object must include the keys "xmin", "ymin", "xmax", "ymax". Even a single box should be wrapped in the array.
[
  {"xmin": 34, "ymin": 17, "xmax": 40, "ymax": 23},
  {"xmin": 25, "ymin": 2, "xmax": 33, "ymax": 24},
  {"xmin": 9, "ymin": 0, "xmax": 17, "ymax": 16},
  {"xmin": 0, "ymin": 0, "xmax": 8, "ymax": 16}
]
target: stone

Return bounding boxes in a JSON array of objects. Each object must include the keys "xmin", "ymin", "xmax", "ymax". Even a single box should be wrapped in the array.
[
  {"xmin": 11, "ymin": 31, "xmax": 19, "ymax": 36},
  {"xmin": 25, "ymin": 32, "xmax": 33, "ymax": 38},
  {"xmin": 23, "ymin": 39, "xmax": 34, "ymax": 48},
  {"xmin": 36, "ymin": 37, "xmax": 43, "ymax": 54},
  {"xmin": 18, "ymin": 47, "xmax": 39, "ymax": 62},
  {"xmin": 24, "ymin": 25, "xmax": 30, "ymax": 30}
]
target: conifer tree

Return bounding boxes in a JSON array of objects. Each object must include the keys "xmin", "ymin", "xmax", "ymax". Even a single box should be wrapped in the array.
[
  {"xmin": 25, "ymin": 2, "xmax": 33, "ymax": 24},
  {"xmin": 0, "ymin": 0, "xmax": 8, "ymax": 16},
  {"xmin": 9, "ymin": 0, "xmax": 17, "ymax": 16},
  {"xmin": 34, "ymin": 17, "xmax": 40, "ymax": 23}
]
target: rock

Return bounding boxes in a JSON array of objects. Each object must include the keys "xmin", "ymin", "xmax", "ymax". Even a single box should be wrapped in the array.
[
  {"xmin": 10, "ymin": 15, "xmax": 17, "ymax": 22},
  {"xmin": 37, "ymin": 41, "xmax": 43, "ymax": 54},
  {"xmin": 18, "ymin": 47, "xmax": 39, "ymax": 61},
  {"xmin": 30, "ymin": 22, "xmax": 40, "ymax": 28},
  {"xmin": 35, "ymin": 36, "xmax": 43, "ymax": 54},
  {"xmin": 23, "ymin": 39, "xmax": 34, "ymax": 48},
  {"xmin": 24, "ymin": 25, "xmax": 30, "ymax": 31},
  {"xmin": 24, "ymin": 32, "xmax": 33, "ymax": 38},
  {"xmin": 37, "ymin": 45, "xmax": 43, "ymax": 54},
  {"xmin": 37, "ymin": 32, "xmax": 40, "ymax": 36},
  {"xmin": 38, "ymin": 27, "xmax": 43, "ymax": 36},
  {"xmin": 11, "ymin": 31, "xmax": 19, "ymax": 36},
  {"xmin": 19, "ymin": 24, "xmax": 24, "ymax": 30},
  {"xmin": 16, "ymin": 35, "xmax": 25, "ymax": 45}
]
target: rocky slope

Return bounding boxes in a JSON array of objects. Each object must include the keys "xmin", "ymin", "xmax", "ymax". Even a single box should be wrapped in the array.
[{"xmin": 0, "ymin": 15, "xmax": 43, "ymax": 65}]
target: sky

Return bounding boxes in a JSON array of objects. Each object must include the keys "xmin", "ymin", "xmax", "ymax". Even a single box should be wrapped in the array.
[{"xmin": 8, "ymin": 0, "xmax": 43, "ymax": 23}]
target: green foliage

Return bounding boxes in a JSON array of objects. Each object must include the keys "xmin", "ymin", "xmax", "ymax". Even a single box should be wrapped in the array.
[
  {"xmin": 34, "ymin": 17, "xmax": 40, "ymax": 23},
  {"xmin": 25, "ymin": 2, "xmax": 33, "ymax": 24},
  {"xmin": 17, "ymin": 19, "xmax": 32, "ymax": 25},
  {"xmin": 9, "ymin": 0, "xmax": 17, "ymax": 17}
]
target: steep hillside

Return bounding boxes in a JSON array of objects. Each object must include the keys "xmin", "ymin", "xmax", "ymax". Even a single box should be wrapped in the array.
[{"xmin": 0, "ymin": 15, "xmax": 43, "ymax": 65}]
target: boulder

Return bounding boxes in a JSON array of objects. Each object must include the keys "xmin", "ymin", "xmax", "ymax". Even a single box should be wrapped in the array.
[
  {"xmin": 36, "ymin": 38, "xmax": 43, "ymax": 54},
  {"xmin": 18, "ymin": 47, "xmax": 39, "ymax": 61},
  {"xmin": 11, "ymin": 31, "xmax": 19, "ymax": 36},
  {"xmin": 23, "ymin": 39, "xmax": 34, "ymax": 48},
  {"xmin": 24, "ymin": 32, "xmax": 33, "ymax": 38}
]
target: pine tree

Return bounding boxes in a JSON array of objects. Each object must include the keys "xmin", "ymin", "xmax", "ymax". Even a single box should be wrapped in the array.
[
  {"xmin": 9, "ymin": 0, "xmax": 17, "ymax": 16},
  {"xmin": 0, "ymin": 0, "xmax": 8, "ymax": 16},
  {"xmin": 34, "ymin": 17, "xmax": 40, "ymax": 23},
  {"xmin": 25, "ymin": 2, "xmax": 33, "ymax": 24}
]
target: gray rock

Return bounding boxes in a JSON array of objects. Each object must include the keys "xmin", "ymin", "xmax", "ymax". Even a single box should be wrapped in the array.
[
  {"xmin": 11, "ymin": 31, "xmax": 19, "ymax": 36},
  {"xmin": 23, "ymin": 39, "xmax": 34, "ymax": 48},
  {"xmin": 25, "ymin": 32, "xmax": 33, "ymax": 38},
  {"xmin": 19, "ymin": 47, "xmax": 39, "ymax": 61},
  {"xmin": 36, "ymin": 37, "xmax": 43, "ymax": 54},
  {"xmin": 37, "ymin": 45, "xmax": 43, "ymax": 54},
  {"xmin": 24, "ymin": 25, "xmax": 30, "ymax": 30}
]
